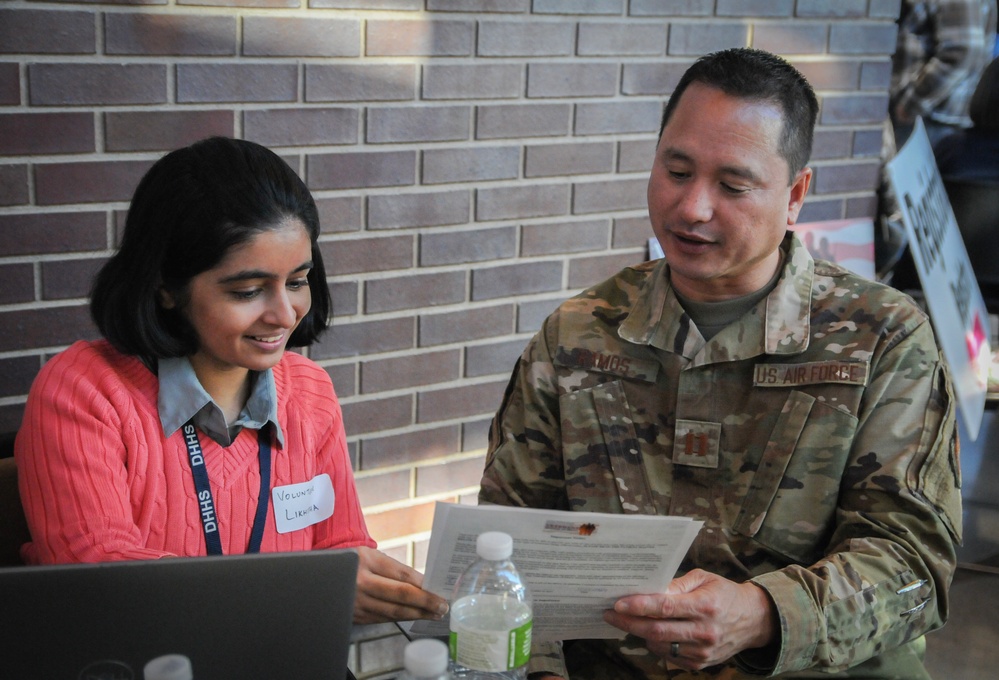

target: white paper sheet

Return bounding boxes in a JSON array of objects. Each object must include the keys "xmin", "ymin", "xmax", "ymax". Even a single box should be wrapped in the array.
[{"xmin": 409, "ymin": 502, "xmax": 702, "ymax": 642}]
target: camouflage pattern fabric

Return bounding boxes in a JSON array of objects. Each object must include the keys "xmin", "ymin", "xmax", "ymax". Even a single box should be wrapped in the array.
[{"xmin": 480, "ymin": 232, "xmax": 962, "ymax": 679}]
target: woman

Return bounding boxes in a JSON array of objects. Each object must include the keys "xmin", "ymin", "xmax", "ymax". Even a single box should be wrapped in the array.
[{"xmin": 14, "ymin": 137, "xmax": 447, "ymax": 625}]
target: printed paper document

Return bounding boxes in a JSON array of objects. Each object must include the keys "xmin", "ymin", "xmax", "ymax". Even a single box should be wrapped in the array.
[{"xmin": 410, "ymin": 502, "xmax": 702, "ymax": 641}]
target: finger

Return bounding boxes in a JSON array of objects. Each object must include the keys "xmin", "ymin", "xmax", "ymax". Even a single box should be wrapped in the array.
[{"xmin": 603, "ymin": 609, "xmax": 676, "ymax": 642}]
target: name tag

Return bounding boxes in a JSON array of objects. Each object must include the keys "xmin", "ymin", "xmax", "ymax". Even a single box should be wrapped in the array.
[
  {"xmin": 554, "ymin": 346, "xmax": 659, "ymax": 382},
  {"xmin": 272, "ymin": 474, "xmax": 335, "ymax": 534},
  {"xmin": 753, "ymin": 360, "xmax": 869, "ymax": 388}
]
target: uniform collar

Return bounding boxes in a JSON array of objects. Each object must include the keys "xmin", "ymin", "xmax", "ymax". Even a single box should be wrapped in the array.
[
  {"xmin": 618, "ymin": 231, "xmax": 814, "ymax": 361},
  {"xmin": 158, "ymin": 356, "xmax": 284, "ymax": 448}
]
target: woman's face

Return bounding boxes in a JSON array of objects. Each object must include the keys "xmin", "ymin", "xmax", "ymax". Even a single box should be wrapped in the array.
[{"xmin": 161, "ymin": 219, "xmax": 314, "ymax": 390}]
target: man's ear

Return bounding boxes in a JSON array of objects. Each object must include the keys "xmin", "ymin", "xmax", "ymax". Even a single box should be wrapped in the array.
[
  {"xmin": 786, "ymin": 167, "xmax": 813, "ymax": 226},
  {"xmin": 158, "ymin": 287, "xmax": 176, "ymax": 310}
]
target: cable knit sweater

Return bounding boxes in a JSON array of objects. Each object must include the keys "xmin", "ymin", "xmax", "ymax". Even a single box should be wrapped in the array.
[{"xmin": 14, "ymin": 340, "xmax": 374, "ymax": 564}]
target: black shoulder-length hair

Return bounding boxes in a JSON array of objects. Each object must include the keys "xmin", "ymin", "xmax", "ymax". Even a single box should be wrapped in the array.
[{"xmin": 90, "ymin": 136, "xmax": 331, "ymax": 363}]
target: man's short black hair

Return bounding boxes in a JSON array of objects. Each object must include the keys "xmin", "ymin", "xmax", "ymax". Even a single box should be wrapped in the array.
[
  {"xmin": 90, "ymin": 136, "xmax": 331, "ymax": 364},
  {"xmin": 658, "ymin": 47, "xmax": 819, "ymax": 182}
]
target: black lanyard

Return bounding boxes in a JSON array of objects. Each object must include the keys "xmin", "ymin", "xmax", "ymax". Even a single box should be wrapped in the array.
[{"xmin": 182, "ymin": 420, "xmax": 272, "ymax": 555}]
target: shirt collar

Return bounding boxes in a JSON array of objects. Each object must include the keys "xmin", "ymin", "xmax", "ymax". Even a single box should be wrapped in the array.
[
  {"xmin": 618, "ymin": 231, "xmax": 814, "ymax": 361},
  {"xmin": 158, "ymin": 357, "xmax": 284, "ymax": 448}
]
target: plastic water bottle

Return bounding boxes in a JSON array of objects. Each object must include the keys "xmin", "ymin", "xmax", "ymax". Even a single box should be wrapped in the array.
[
  {"xmin": 143, "ymin": 654, "xmax": 193, "ymax": 680},
  {"xmin": 399, "ymin": 638, "xmax": 451, "ymax": 680},
  {"xmin": 448, "ymin": 531, "xmax": 532, "ymax": 680}
]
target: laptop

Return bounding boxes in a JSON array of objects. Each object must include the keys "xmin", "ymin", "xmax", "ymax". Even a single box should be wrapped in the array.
[{"xmin": 0, "ymin": 549, "xmax": 358, "ymax": 680}]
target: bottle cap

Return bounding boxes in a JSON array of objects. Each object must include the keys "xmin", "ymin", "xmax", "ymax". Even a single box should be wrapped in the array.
[
  {"xmin": 404, "ymin": 638, "xmax": 449, "ymax": 678},
  {"xmin": 143, "ymin": 654, "xmax": 193, "ymax": 680},
  {"xmin": 476, "ymin": 531, "xmax": 513, "ymax": 561}
]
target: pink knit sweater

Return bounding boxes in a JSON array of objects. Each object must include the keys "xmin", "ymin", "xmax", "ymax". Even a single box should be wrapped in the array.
[{"xmin": 14, "ymin": 340, "xmax": 374, "ymax": 564}]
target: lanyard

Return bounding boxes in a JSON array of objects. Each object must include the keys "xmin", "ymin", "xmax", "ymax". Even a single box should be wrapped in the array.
[{"xmin": 182, "ymin": 420, "xmax": 272, "ymax": 556}]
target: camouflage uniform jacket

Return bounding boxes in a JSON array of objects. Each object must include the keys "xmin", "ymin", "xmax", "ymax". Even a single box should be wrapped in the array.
[{"xmin": 479, "ymin": 233, "xmax": 962, "ymax": 679}]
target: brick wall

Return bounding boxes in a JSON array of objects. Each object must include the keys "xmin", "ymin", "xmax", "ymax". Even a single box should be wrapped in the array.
[{"xmin": 1, "ymin": 0, "xmax": 899, "ymax": 675}]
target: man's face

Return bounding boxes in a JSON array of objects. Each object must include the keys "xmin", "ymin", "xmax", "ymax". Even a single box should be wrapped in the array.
[{"xmin": 648, "ymin": 82, "xmax": 811, "ymax": 302}]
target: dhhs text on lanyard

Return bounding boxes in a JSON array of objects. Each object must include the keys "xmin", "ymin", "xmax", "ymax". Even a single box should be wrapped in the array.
[{"xmin": 182, "ymin": 420, "xmax": 272, "ymax": 555}]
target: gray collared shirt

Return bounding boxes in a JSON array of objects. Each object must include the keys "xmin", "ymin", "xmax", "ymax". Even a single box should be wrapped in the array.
[{"xmin": 158, "ymin": 356, "xmax": 285, "ymax": 448}]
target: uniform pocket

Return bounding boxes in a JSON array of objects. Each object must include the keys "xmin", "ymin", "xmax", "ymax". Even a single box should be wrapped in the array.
[
  {"xmin": 559, "ymin": 380, "xmax": 657, "ymax": 515},
  {"xmin": 734, "ymin": 390, "xmax": 857, "ymax": 564}
]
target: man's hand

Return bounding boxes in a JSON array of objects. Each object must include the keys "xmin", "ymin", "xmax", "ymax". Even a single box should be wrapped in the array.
[
  {"xmin": 352, "ymin": 546, "xmax": 449, "ymax": 625},
  {"xmin": 602, "ymin": 569, "xmax": 778, "ymax": 671}
]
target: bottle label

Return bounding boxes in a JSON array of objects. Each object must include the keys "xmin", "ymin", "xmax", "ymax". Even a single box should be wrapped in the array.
[{"xmin": 449, "ymin": 597, "xmax": 532, "ymax": 672}]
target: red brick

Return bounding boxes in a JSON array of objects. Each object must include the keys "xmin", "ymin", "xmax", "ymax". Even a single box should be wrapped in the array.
[
  {"xmin": 0, "ymin": 263, "xmax": 35, "ymax": 305},
  {"xmin": 462, "ymin": 417, "xmax": 492, "ymax": 452},
  {"xmin": 316, "ymin": 196, "xmax": 363, "ymax": 234},
  {"xmin": 753, "ymin": 23, "xmax": 827, "ymax": 55},
  {"xmin": 619, "ymin": 139, "xmax": 655, "ymax": 173},
  {"xmin": 568, "ymin": 251, "xmax": 643, "ymax": 289},
  {"xmin": 35, "ymin": 160, "xmax": 154, "ymax": 205},
  {"xmin": 423, "ymin": 64, "xmax": 522, "ymax": 99},
  {"xmin": 105, "ymin": 13, "xmax": 235, "ymax": 55},
  {"xmin": 845, "ymin": 195, "xmax": 878, "ymax": 220},
  {"xmin": 717, "ymin": 0, "xmax": 793, "ymax": 17},
  {"xmin": 428, "ymin": 0, "xmax": 527, "ymax": 9},
  {"xmin": 419, "ymin": 304, "xmax": 515, "ymax": 347},
  {"xmin": 577, "ymin": 22, "xmax": 667, "ymax": 56},
  {"xmin": 517, "ymin": 296, "xmax": 563, "ymax": 333},
  {"xmin": 0, "ymin": 304, "xmax": 98, "ymax": 353},
  {"xmin": 419, "ymin": 227, "xmax": 517, "ymax": 266},
  {"xmin": 305, "ymin": 64, "xmax": 416, "ymax": 102},
  {"xmin": 0, "ymin": 9, "xmax": 95, "ymax": 55},
  {"xmin": 308, "ymin": 151, "xmax": 416, "ymax": 191},
  {"xmin": 365, "ymin": 271, "xmax": 466, "ymax": 313},
  {"xmin": 521, "ymin": 219, "xmax": 610, "ymax": 256},
  {"xmin": 622, "ymin": 61, "xmax": 691, "ymax": 96},
  {"xmin": 41, "ymin": 257, "xmax": 108, "ymax": 300},
  {"xmin": 179, "ymin": 0, "xmax": 298, "ymax": 6},
  {"xmin": 312, "ymin": 0, "xmax": 419, "ymax": 8},
  {"xmin": 360, "ymin": 425, "xmax": 462, "ymax": 470},
  {"xmin": 368, "ymin": 190, "xmax": 470, "ymax": 230},
  {"xmin": 177, "ymin": 64, "xmax": 297, "ymax": 103},
  {"xmin": 799, "ymin": 198, "xmax": 846, "ymax": 223},
  {"xmin": 367, "ymin": 105, "xmax": 470, "ymax": 144},
  {"xmin": 416, "ymin": 455, "xmax": 486, "ymax": 497},
  {"xmin": 354, "ymin": 469, "xmax": 411, "ymax": 507},
  {"xmin": 476, "ymin": 103, "xmax": 572, "ymax": 140},
  {"xmin": 0, "ymin": 211, "xmax": 107, "ymax": 256},
  {"xmin": 243, "ymin": 17, "xmax": 360, "ymax": 57},
  {"xmin": 668, "ymin": 22, "xmax": 748, "ymax": 55},
  {"xmin": 0, "ymin": 165, "xmax": 29, "ymax": 207},
  {"xmin": 0, "ymin": 113, "xmax": 95, "ymax": 155},
  {"xmin": 340, "ymin": 394, "xmax": 414, "ymax": 435},
  {"xmin": 105, "ymin": 110, "xmax": 234, "ymax": 152},
  {"xmin": 366, "ymin": 20, "xmax": 474, "ymax": 57},
  {"xmin": 525, "ymin": 142, "xmax": 614, "ymax": 178},
  {"xmin": 576, "ymin": 101, "xmax": 661, "ymax": 135},
  {"xmin": 527, "ymin": 63, "xmax": 618, "ymax": 97},
  {"xmin": 0, "ymin": 356, "xmax": 42, "ymax": 399},
  {"xmin": 829, "ymin": 23, "xmax": 897, "ymax": 56},
  {"xmin": 0, "ymin": 404, "xmax": 26, "ymax": 437},
  {"xmin": 613, "ymin": 216, "xmax": 653, "ymax": 249},
  {"xmin": 465, "ymin": 338, "xmax": 527, "ymax": 378},
  {"xmin": 478, "ymin": 20, "xmax": 574, "ymax": 57},
  {"xmin": 476, "ymin": 183, "xmax": 569, "ymax": 221},
  {"xmin": 29, "ymin": 64, "xmax": 167, "ymax": 106},
  {"xmin": 323, "ymin": 362, "xmax": 356, "ymax": 398},
  {"xmin": 534, "ymin": 0, "xmax": 619, "ymax": 12},
  {"xmin": 417, "ymin": 379, "xmax": 507, "ymax": 423},
  {"xmin": 0, "ymin": 63, "xmax": 19, "ymax": 105},
  {"xmin": 362, "ymin": 500, "xmax": 438, "ymax": 545},
  {"xmin": 361, "ymin": 349, "xmax": 461, "ymax": 393},
  {"xmin": 423, "ymin": 146, "xmax": 520, "ymax": 185},
  {"xmin": 813, "ymin": 161, "xmax": 881, "ymax": 194},
  {"xmin": 820, "ymin": 94, "xmax": 890, "ymax": 125},
  {"xmin": 472, "ymin": 261, "xmax": 563, "ymax": 301},
  {"xmin": 320, "ymin": 234, "xmax": 414, "ymax": 276},
  {"xmin": 244, "ymin": 107, "xmax": 359, "ymax": 148},
  {"xmin": 330, "ymin": 280, "xmax": 358, "ymax": 317},
  {"xmin": 794, "ymin": 60, "xmax": 861, "ymax": 91},
  {"xmin": 572, "ymin": 177, "xmax": 647, "ymax": 214},
  {"xmin": 313, "ymin": 316, "xmax": 415, "ymax": 360}
]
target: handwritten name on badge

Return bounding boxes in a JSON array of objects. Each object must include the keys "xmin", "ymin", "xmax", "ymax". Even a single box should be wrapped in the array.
[
  {"xmin": 753, "ymin": 360, "xmax": 869, "ymax": 388},
  {"xmin": 272, "ymin": 474, "xmax": 335, "ymax": 534}
]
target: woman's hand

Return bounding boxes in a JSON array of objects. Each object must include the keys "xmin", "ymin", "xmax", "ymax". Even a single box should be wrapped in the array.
[
  {"xmin": 353, "ymin": 546, "xmax": 449, "ymax": 625},
  {"xmin": 603, "ymin": 569, "xmax": 777, "ymax": 671}
]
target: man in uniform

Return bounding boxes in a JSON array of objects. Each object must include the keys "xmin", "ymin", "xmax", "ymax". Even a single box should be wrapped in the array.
[{"xmin": 479, "ymin": 48, "xmax": 962, "ymax": 679}]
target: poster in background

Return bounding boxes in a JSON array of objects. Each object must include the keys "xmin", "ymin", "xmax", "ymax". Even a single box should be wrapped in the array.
[{"xmin": 886, "ymin": 118, "xmax": 988, "ymax": 440}]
